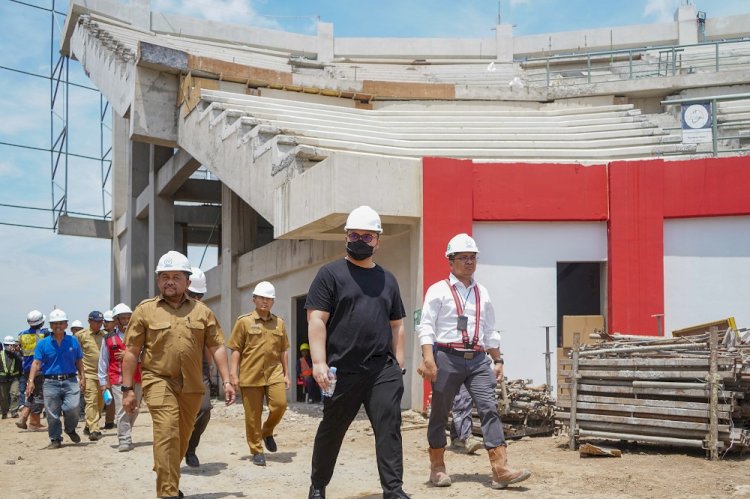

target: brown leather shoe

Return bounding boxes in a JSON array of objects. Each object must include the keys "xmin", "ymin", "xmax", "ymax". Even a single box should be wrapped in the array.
[
  {"xmin": 487, "ymin": 445, "xmax": 531, "ymax": 489},
  {"xmin": 428, "ymin": 447, "xmax": 451, "ymax": 487}
]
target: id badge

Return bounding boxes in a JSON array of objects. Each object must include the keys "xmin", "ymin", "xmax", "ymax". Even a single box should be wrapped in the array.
[{"xmin": 457, "ymin": 315, "xmax": 468, "ymax": 330}]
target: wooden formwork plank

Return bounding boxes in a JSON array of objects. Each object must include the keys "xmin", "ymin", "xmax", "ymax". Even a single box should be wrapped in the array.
[
  {"xmin": 575, "ymin": 357, "xmax": 734, "ymax": 368},
  {"xmin": 578, "ymin": 420, "xmax": 730, "ymax": 440},
  {"xmin": 570, "ymin": 401, "xmax": 730, "ymax": 420},
  {"xmin": 578, "ymin": 369, "xmax": 735, "ymax": 380},
  {"xmin": 556, "ymin": 411, "xmax": 729, "ymax": 431},
  {"xmin": 557, "ymin": 393, "xmax": 731, "ymax": 412}
]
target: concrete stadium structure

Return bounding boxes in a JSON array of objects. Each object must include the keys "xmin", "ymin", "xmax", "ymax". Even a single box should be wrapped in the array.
[{"xmin": 59, "ymin": 0, "xmax": 750, "ymax": 410}]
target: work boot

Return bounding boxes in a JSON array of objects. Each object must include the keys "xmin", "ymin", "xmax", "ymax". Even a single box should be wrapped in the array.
[
  {"xmin": 464, "ymin": 435, "xmax": 483, "ymax": 455},
  {"xmin": 28, "ymin": 412, "xmax": 46, "ymax": 431},
  {"xmin": 15, "ymin": 407, "xmax": 30, "ymax": 429},
  {"xmin": 428, "ymin": 447, "xmax": 451, "ymax": 487},
  {"xmin": 89, "ymin": 431, "xmax": 102, "ymax": 441},
  {"xmin": 487, "ymin": 445, "xmax": 531, "ymax": 489},
  {"xmin": 83, "ymin": 425, "xmax": 90, "ymax": 436}
]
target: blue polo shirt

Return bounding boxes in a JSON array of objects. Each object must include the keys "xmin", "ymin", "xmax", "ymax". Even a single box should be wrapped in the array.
[{"xmin": 33, "ymin": 335, "xmax": 83, "ymax": 376}]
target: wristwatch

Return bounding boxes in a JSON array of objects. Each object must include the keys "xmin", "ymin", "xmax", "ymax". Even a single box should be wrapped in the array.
[
  {"xmin": 493, "ymin": 358, "xmax": 504, "ymax": 365},
  {"xmin": 121, "ymin": 385, "xmax": 134, "ymax": 392}
]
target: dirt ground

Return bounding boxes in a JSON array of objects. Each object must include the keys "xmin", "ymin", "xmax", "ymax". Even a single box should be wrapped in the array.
[{"xmin": 2, "ymin": 400, "xmax": 750, "ymax": 499}]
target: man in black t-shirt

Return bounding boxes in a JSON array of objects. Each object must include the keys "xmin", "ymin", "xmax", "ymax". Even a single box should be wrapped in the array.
[{"xmin": 305, "ymin": 206, "xmax": 409, "ymax": 499}]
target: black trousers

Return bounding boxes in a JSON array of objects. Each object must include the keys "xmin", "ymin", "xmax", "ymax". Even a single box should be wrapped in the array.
[
  {"xmin": 186, "ymin": 376, "xmax": 212, "ymax": 455},
  {"xmin": 311, "ymin": 357, "xmax": 405, "ymax": 497}
]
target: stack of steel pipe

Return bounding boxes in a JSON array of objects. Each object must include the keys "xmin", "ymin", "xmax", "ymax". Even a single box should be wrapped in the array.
[{"xmin": 555, "ymin": 328, "xmax": 750, "ymax": 458}]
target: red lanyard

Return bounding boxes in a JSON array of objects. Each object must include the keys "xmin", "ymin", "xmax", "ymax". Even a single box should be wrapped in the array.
[{"xmin": 445, "ymin": 279, "xmax": 481, "ymax": 348}]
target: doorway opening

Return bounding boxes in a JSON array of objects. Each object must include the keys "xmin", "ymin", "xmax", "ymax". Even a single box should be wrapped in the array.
[{"xmin": 556, "ymin": 262, "xmax": 605, "ymax": 346}]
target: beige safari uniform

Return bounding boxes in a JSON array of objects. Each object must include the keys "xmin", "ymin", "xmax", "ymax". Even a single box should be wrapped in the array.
[
  {"xmin": 126, "ymin": 295, "xmax": 224, "ymax": 498},
  {"xmin": 228, "ymin": 311, "xmax": 289, "ymax": 455},
  {"xmin": 75, "ymin": 327, "xmax": 106, "ymax": 432}
]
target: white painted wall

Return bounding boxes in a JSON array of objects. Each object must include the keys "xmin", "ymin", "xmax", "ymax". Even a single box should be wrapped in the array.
[
  {"xmin": 473, "ymin": 222, "xmax": 608, "ymax": 393},
  {"xmin": 664, "ymin": 216, "xmax": 750, "ymax": 335}
]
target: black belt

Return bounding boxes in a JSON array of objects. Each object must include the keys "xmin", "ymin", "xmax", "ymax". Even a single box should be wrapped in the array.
[
  {"xmin": 436, "ymin": 345, "xmax": 485, "ymax": 360},
  {"xmin": 44, "ymin": 373, "xmax": 76, "ymax": 380}
]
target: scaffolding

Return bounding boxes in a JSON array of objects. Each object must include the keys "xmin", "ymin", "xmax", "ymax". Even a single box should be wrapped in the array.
[{"xmin": 1, "ymin": 0, "xmax": 111, "ymax": 231}]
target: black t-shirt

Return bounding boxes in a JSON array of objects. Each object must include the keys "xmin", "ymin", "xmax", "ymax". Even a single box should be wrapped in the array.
[{"xmin": 305, "ymin": 258, "xmax": 406, "ymax": 373}]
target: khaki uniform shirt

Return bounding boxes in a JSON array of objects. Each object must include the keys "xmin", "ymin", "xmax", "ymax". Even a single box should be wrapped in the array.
[
  {"xmin": 227, "ymin": 311, "xmax": 289, "ymax": 387},
  {"xmin": 125, "ymin": 294, "xmax": 225, "ymax": 393},
  {"xmin": 75, "ymin": 327, "xmax": 106, "ymax": 380}
]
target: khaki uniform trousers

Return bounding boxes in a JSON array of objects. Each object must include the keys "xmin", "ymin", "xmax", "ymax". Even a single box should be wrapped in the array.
[
  {"xmin": 83, "ymin": 376, "xmax": 104, "ymax": 432},
  {"xmin": 240, "ymin": 383, "xmax": 287, "ymax": 455},
  {"xmin": 143, "ymin": 379, "xmax": 203, "ymax": 498}
]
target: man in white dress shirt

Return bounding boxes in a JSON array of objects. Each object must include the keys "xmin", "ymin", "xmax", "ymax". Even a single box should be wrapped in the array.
[{"xmin": 417, "ymin": 233, "xmax": 531, "ymax": 490}]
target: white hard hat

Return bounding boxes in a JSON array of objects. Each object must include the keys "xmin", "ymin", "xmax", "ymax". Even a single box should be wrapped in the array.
[
  {"xmin": 112, "ymin": 303, "xmax": 132, "ymax": 317},
  {"xmin": 103, "ymin": 310, "xmax": 114, "ymax": 322},
  {"xmin": 155, "ymin": 250, "xmax": 192, "ymax": 274},
  {"xmin": 344, "ymin": 206, "xmax": 382, "ymax": 234},
  {"xmin": 26, "ymin": 310, "xmax": 45, "ymax": 326},
  {"xmin": 188, "ymin": 267, "xmax": 207, "ymax": 294},
  {"xmin": 252, "ymin": 281, "xmax": 276, "ymax": 299},
  {"xmin": 3, "ymin": 335, "xmax": 17, "ymax": 346},
  {"xmin": 445, "ymin": 233, "xmax": 480, "ymax": 258},
  {"xmin": 70, "ymin": 320, "xmax": 84, "ymax": 329},
  {"xmin": 48, "ymin": 309, "xmax": 68, "ymax": 323}
]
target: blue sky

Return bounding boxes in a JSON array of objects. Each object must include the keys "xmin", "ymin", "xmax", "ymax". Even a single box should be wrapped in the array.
[{"xmin": 1, "ymin": 0, "xmax": 749, "ymax": 335}]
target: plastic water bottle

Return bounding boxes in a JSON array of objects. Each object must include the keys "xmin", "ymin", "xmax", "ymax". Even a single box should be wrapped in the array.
[
  {"xmin": 103, "ymin": 388, "xmax": 113, "ymax": 406},
  {"xmin": 321, "ymin": 367, "xmax": 337, "ymax": 398}
]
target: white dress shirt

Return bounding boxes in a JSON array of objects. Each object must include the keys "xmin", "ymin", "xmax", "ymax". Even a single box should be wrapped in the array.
[{"xmin": 417, "ymin": 273, "xmax": 500, "ymax": 350}]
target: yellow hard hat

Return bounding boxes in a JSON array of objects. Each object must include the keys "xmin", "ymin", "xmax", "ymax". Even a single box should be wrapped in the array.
[{"xmin": 300, "ymin": 343, "xmax": 310, "ymax": 351}]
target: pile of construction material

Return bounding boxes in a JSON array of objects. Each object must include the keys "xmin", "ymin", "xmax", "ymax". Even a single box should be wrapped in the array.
[
  {"xmin": 451, "ymin": 379, "xmax": 556, "ymax": 440},
  {"xmin": 556, "ymin": 327, "xmax": 750, "ymax": 459}
]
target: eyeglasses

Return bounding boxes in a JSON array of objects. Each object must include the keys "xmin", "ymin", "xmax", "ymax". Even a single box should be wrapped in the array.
[
  {"xmin": 451, "ymin": 255, "xmax": 477, "ymax": 263},
  {"xmin": 188, "ymin": 291, "xmax": 204, "ymax": 299},
  {"xmin": 347, "ymin": 232, "xmax": 377, "ymax": 244}
]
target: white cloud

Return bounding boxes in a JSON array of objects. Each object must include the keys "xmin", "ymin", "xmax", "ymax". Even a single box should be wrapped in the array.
[
  {"xmin": 152, "ymin": 0, "xmax": 282, "ymax": 30},
  {"xmin": 0, "ymin": 161, "xmax": 22, "ymax": 178},
  {"xmin": 643, "ymin": 0, "xmax": 680, "ymax": 22}
]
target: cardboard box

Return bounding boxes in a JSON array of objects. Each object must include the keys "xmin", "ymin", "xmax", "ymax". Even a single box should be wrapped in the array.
[{"xmin": 562, "ymin": 315, "xmax": 605, "ymax": 349}]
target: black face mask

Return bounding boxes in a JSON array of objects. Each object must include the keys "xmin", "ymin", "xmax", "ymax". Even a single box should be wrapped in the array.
[{"xmin": 346, "ymin": 240, "xmax": 374, "ymax": 261}]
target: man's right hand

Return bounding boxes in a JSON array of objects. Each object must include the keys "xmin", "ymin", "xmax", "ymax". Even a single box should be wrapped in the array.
[
  {"xmin": 313, "ymin": 362, "xmax": 330, "ymax": 392},
  {"xmin": 123, "ymin": 389, "xmax": 138, "ymax": 414},
  {"xmin": 418, "ymin": 358, "xmax": 438, "ymax": 381},
  {"xmin": 25, "ymin": 380, "xmax": 34, "ymax": 398}
]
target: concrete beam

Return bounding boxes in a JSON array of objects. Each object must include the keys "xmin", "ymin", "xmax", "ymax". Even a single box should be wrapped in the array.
[
  {"xmin": 175, "ymin": 205, "xmax": 222, "ymax": 227},
  {"xmin": 155, "ymin": 149, "xmax": 201, "ymax": 197},
  {"xmin": 138, "ymin": 42, "xmax": 189, "ymax": 74},
  {"xmin": 131, "ymin": 66, "xmax": 179, "ymax": 146},
  {"xmin": 181, "ymin": 226, "xmax": 220, "ymax": 246},
  {"xmin": 174, "ymin": 179, "xmax": 222, "ymax": 204},
  {"xmin": 135, "ymin": 184, "xmax": 151, "ymax": 220},
  {"xmin": 57, "ymin": 215, "xmax": 113, "ymax": 239}
]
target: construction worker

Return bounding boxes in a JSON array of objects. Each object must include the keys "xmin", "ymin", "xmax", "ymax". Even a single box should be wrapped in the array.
[
  {"xmin": 122, "ymin": 250, "xmax": 236, "ymax": 499},
  {"xmin": 102, "ymin": 310, "xmax": 116, "ymax": 333},
  {"xmin": 306, "ymin": 206, "xmax": 409, "ymax": 499},
  {"xmin": 16, "ymin": 309, "xmax": 49, "ymax": 430},
  {"xmin": 228, "ymin": 280, "xmax": 290, "ymax": 467},
  {"xmin": 98, "ymin": 302, "xmax": 141, "ymax": 452},
  {"xmin": 298, "ymin": 343, "xmax": 320, "ymax": 403},
  {"xmin": 101, "ymin": 309, "xmax": 117, "ymax": 430},
  {"xmin": 1, "ymin": 336, "xmax": 22, "ymax": 418},
  {"xmin": 417, "ymin": 233, "xmax": 531, "ymax": 490},
  {"xmin": 184, "ymin": 267, "xmax": 214, "ymax": 468},
  {"xmin": 26, "ymin": 308, "xmax": 85, "ymax": 449},
  {"xmin": 70, "ymin": 320, "xmax": 84, "ymax": 335},
  {"xmin": 75, "ymin": 310, "xmax": 107, "ymax": 441}
]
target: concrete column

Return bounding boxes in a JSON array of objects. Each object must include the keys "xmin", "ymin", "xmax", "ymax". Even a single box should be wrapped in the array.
[
  {"xmin": 219, "ymin": 185, "xmax": 254, "ymax": 332},
  {"xmin": 126, "ymin": 140, "xmax": 151, "ymax": 305},
  {"xmin": 111, "ymin": 114, "xmax": 130, "ymax": 305},
  {"xmin": 495, "ymin": 24, "xmax": 514, "ymax": 63},
  {"xmin": 147, "ymin": 145, "xmax": 176, "ymax": 297},
  {"xmin": 317, "ymin": 22, "xmax": 334, "ymax": 62},
  {"xmin": 676, "ymin": 4, "xmax": 698, "ymax": 45}
]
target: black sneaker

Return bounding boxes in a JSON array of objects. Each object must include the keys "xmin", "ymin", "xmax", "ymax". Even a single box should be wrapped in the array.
[
  {"xmin": 263, "ymin": 435, "xmax": 278, "ymax": 452},
  {"xmin": 104, "ymin": 422, "xmax": 115, "ymax": 430},
  {"xmin": 308, "ymin": 485, "xmax": 325, "ymax": 499},
  {"xmin": 252, "ymin": 453, "xmax": 266, "ymax": 466},
  {"xmin": 46, "ymin": 440, "xmax": 62, "ymax": 449},
  {"xmin": 82, "ymin": 426, "xmax": 90, "ymax": 436},
  {"xmin": 185, "ymin": 452, "xmax": 200, "ymax": 467},
  {"xmin": 66, "ymin": 431, "xmax": 81, "ymax": 443},
  {"xmin": 89, "ymin": 431, "xmax": 102, "ymax": 441}
]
